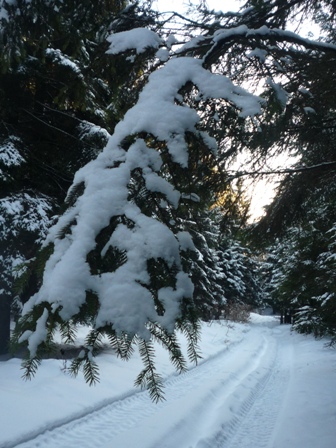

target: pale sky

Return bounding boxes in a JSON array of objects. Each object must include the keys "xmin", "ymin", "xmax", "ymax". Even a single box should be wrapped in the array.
[{"xmin": 154, "ymin": 0, "xmax": 242, "ymax": 14}]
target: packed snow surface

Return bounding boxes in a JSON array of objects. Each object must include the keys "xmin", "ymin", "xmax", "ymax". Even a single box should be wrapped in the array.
[{"xmin": 1, "ymin": 314, "xmax": 335, "ymax": 448}]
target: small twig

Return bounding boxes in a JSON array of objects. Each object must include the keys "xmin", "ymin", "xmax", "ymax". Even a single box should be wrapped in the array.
[{"xmin": 227, "ymin": 161, "xmax": 336, "ymax": 180}]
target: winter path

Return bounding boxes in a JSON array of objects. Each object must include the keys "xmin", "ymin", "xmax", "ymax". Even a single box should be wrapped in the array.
[{"xmin": 1, "ymin": 315, "xmax": 335, "ymax": 448}]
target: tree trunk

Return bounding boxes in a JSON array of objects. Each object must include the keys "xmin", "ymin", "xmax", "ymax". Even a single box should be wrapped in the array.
[{"xmin": 0, "ymin": 294, "xmax": 11, "ymax": 355}]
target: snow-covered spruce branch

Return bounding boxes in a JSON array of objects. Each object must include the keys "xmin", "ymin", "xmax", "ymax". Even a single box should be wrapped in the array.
[
  {"xmin": 15, "ymin": 27, "xmax": 263, "ymax": 400},
  {"xmin": 183, "ymin": 25, "xmax": 336, "ymax": 66}
]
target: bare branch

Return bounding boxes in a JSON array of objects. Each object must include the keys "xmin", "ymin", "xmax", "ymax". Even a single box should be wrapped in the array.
[{"xmin": 228, "ymin": 161, "xmax": 336, "ymax": 180}]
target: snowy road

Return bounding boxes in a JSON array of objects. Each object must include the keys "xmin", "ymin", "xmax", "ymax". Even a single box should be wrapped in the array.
[{"xmin": 2, "ymin": 317, "xmax": 336, "ymax": 448}]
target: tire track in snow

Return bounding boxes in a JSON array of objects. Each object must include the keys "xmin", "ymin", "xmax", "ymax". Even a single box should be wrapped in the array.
[
  {"xmin": 196, "ymin": 326, "xmax": 292, "ymax": 448},
  {"xmin": 13, "ymin": 326, "xmax": 278, "ymax": 448},
  {"xmin": 225, "ymin": 329, "xmax": 293, "ymax": 448},
  {"xmin": 158, "ymin": 327, "xmax": 279, "ymax": 448}
]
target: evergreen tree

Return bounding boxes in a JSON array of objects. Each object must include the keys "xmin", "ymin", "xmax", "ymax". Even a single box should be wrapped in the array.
[
  {"xmin": 265, "ymin": 182, "xmax": 336, "ymax": 340},
  {"xmin": 13, "ymin": 20, "xmax": 263, "ymax": 399},
  {"xmin": 247, "ymin": 0, "xmax": 336, "ymax": 339},
  {"xmin": 179, "ymin": 205, "xmax": 225, "ymax": 321},
  {"xmin": 0, "ymin": 0, "xmax": 127, "ymax": 354}
]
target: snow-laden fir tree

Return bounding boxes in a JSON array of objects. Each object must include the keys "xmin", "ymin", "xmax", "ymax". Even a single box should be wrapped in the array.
[
  {"xmin": 0, "ymin": 0, "xmax": 129, "ymax": 354},
  {"xmin": 13, "ymin": 22, "xmax": 263, "ymax": 400},
  {"xmin": 250, "ymin": 0, "xmax": 336, "ymax": 339},
  {"xmin": 265, "ymin": 182, "xmax": 336, "ymax": 342},
  {"xmin": 0, "ymin": 136, "xmax": 53, "ymax": 354},
  {"xmin": 217, "ymin": 238, "xmax": 264, "ymax": 320}
]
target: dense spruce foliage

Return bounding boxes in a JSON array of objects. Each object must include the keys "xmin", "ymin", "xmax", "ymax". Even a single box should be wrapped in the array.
[
  {"xmin": 0, "ymin": 0, "xmax": 128, "ymax": 354},
  {"xmin": 250, "ymin": 0, "xmax": 336, "ymax": 343}
]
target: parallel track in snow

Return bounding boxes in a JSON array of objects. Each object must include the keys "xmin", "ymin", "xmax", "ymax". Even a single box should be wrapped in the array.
[
  {"xmin": 196, "ymin": 326, "xmax": 292, "ymax": 448},
  {"xmin": 11, "ymin": 325, "xmax": 288, "ymax": 448}
]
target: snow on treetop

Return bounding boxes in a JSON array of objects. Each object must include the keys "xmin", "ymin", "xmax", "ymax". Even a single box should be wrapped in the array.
[
  {"xmin": 0, "ymin": 138, "xmax": 24, "ymax": 168},
  {"xmin": 0, "ymin": 193, "xmax": 52, "ymax": 237},
  {"xmin": 45, "ymin": 48, "xmax": 82, "ymax": 75},
  {"xmin": 107, "ymin": 28, "xmax": 163, "ymax": 54}
]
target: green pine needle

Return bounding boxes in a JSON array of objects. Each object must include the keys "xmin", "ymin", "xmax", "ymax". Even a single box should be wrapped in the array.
[
  {"xmin": 135, "ymin": 338, "xmax": 165, "ymax": 402},
  {"xmin": 21, "ymin": 357, "xmax": 42, "ymax": 381},
  {"xmin": 83, "ymin": 358, "xmax": 100, "ymax": 386}
]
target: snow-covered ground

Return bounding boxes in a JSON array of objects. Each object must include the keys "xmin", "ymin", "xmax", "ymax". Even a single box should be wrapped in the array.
[{"xmin": 1, "ymin": 314, "xmax": 335, "ymax": 448}]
